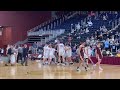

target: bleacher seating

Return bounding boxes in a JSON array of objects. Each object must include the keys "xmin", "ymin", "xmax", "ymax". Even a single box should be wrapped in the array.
[{"xmin": 27, "ymin": 11, "xmax": 120, "ymax": 50}]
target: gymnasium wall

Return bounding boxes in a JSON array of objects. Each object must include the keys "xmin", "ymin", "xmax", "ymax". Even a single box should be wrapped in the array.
[{"xmin": 0, "ymin": 11, "xmax": 51, "ymax": 46}]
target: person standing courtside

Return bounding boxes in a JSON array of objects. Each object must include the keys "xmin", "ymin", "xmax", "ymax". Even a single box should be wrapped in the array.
[
  {"xmin": 5, "ymin": 45, "xmax": 11, "ymax": 66},
  {"xmin": 21, "ymin": 44, "xmax": 28, "ymax": 66},
  {"xmin": 17, "ymin": 45, "xmax": 23, "ymax": 63}
]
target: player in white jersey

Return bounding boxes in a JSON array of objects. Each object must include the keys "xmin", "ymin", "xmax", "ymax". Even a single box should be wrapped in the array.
[
  {"xmin": 84, "ymin": 44, "xmax": 93, "ymax": 70},
  {"xmin": 48, "ymin": 44, "xmax": 56, "ymax": 64},
  {"xmin": 57, "ymin": 41, "xmax": 65, "ymax": 65},
  {"xmin": 65, "ymin": 44, "xmax": 73, "ymax": 65},
  {"xmin": 42, "ymin": 43, "xmax": 50, "ymax": 65}
]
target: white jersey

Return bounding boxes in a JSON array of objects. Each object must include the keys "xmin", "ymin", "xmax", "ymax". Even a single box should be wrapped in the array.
[
  {"xmin": 84, "ymin": 47, "xmax": 92, "ymax": 58},
  {"xmin": 43, "ymin": 45, "xmax": 50, "ymax": 58},
  {"xmin": 57, "ymin": 43, "xmax": 65, "ymax": 56},
  {"xmin": 65, "ymin": 46, "xmax": 71, "ymax": 53},
  {"xmin": 49, "ymin": 48, "xmax": 55, "ymax": 56},
  {"xmin": 43, "ymin": 46, "xmax": 50, "ymax": 54},
  {"xmin": 65, "ymin": 46, "xmax": 72, "ymax": 57},
  {"xmin": 58, "ymin": 43, "xmax": 65, "ymax": 52},
  {"xmin": 49, "ymin": 48, "xmax": 56, "ymax": 59}
]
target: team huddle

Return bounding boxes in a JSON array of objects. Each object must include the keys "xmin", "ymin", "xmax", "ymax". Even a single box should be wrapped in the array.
[
  {"xmin": 42, "ymin": 40, "xmax": 103, "ymax": 72},
  {"xmin": 42, "ymin": 41, "xmax": 73, "ymax": 65}
]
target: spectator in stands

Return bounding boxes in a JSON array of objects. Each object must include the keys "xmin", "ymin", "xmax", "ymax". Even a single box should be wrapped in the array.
[
  {"xmin": 102, "ymin": 49, "xmax": 107, "ymax": 56},
  {"xmin": 71, "ymin": 24, "xmax": 75, "ymax": 33},
  {"xmin": 91, "ymin": 45, "xmax": 96, "ymax": 56},
  {"xmin": 115, "ymin": 40, "xmax": 120, "ymax": 51},
  {"xmin": 86, "ymin": 37, "xmax": 90, "ymax": 45},
  {"xmin": 85, "ymin": 27, "xmax": 89, "ymax": 33},
  {"xmin": 100, "ymin": 26, "xmax": 103, "ymax": 31},
  {"xmin": 104, "ymin": 38, "xmax": 110, "ymax": 51},
  {"xmin": 90, "ymin": 36, "xmax": 95, "ymax": 46},
  {"xmin": 115, "ymin": 11, "xmax": 118, "ymax": 19},
  {"xmin": 82, "ymin": 21, "xmax": 86, "ymax": 28},
  {"xmin": 28, "ymin": 46, "xmax": 32, "ymax": 59},
  {"xmin": 87, "ymin": 20, "xmax": 93, "ymax": 27},
  {"xmin": 109, "ymin": 37, "xmax": 114, "ymax": 47},
  {"xmin": 55, "ymin": 38, "xmax": 59, "ymax": 43},
  {"xmin": 102, "ymin": 26, "xmax": 107, "ymax": 33},
  {"xmin": 111, "ymin": 42, "xmax": 117, "ymax": 54},
  {"xmin": 103, "ymin": 15, "xmax": 107, "ymax": 21},
  {"xmin": 99, "ymin": 32, "xmax": 103, "ymax": 41},
  {"xmin": 76, "ymin": 22, "xmax": 81, "ymax": 32},
  {"xmin": 68, "ymin": 36, "xmax": 72, "ymax": 46},
  {"xmin": 115, "ymin": 32, "xmax": 119, "ymax": 39},
  {"xmin": 33, "ymin": 42, "xmax": 37, "ymax": 54},
  {"xmin": 116, "ymin": 50, "xmax": 120, "ymax": 57},
  {"xmin": 106, "ymin": 50, "xmax": 111, "ymax": 56},
  {"xmin": 111, "ymin": 35, "xmax": 115, "ymax": 42}
]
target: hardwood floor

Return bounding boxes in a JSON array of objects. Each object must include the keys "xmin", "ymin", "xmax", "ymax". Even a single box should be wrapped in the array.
[{"xmin": 0, "ymin": 60, "xmax": 120, "ymax": 79}]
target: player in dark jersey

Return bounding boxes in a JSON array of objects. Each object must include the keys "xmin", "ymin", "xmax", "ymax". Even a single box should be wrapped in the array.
[
  {"xmin": 94, "ymin": 42, "xmax": 103, "ymax": 70},
  {"xmin": 76, "ymin": 41, "xmax": 86, "ymax": 71}
]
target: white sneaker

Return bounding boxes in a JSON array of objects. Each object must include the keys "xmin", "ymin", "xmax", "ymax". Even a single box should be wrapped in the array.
[
  {"xmin": 93, "ymin": 64, "xmax": 96, "ymax": 67},
  {"xmin": 62, "ymin": 63, "xmax": 65, "ymax": 66},
  {"xmin": 76, "ymin": 67, "xmax": 81, "ymax": 72},
  {"xmin": 48, "ymin": 63, "xmax": 51, "ymax": 65},
  {"xmin": 57, "ymin": 63, "xmax": 61, "ymax": 65},
  {"xmin": 65, "ymin": 62, "xmax": 69, "ymax": 66},
  {"xmin": 87, "ymin": 67, "xmax": 90, "ymax": 70},
  {"xmin": 69, "ymin": 62, "xmax": 73, "ymax": 65},
  {"xmin": 99, "ymin": 67, "xmax": 103, "ymax": 71}
]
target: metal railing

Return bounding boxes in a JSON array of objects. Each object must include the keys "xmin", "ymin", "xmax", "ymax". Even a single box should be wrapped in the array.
[{"xmin": 27, "ymin": 11, "xmax": 79, "ymax": 35}]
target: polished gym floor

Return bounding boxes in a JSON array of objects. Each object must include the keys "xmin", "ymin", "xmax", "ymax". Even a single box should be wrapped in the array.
[{"xmin": 0, "ymin": 60, "xmax": 119, "ymax": 79}]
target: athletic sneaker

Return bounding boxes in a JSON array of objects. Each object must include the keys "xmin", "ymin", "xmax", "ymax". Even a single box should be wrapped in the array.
[
  {"xmin": 76, "ymin": 67, "xmax": 81, "ymax": 71},
  {"xmin": 62, "ymin": 63, "xmax": 66, "ymax": 66},
  {"xmin": 87, "ymin": 67, "xmax": 90, "ymax": 70},
  {"xmin": 5, "ymin": 64, "xmax": 8, "ymax": 66},
  {"xmin": 69, "ymin": 62, "xmax": 74, "ymax": 65},
  {"xmin": 93, "ymin": 64, "xmax": 96, "ymax": 67},
  {"xmin": 42, "ymin": 63, "xmax": 45, "ymax": 65},
  {"xmin": 85, "ymin": 67, "xmax": 88, "ymax": 71},
  {"xmin": 57, "ymin": 63, "xmax": 61, "ymax": 65},
  {"xmin": 54, "ymin": 62, "xmax": 57, "ymax": 65},
  {"xmin": 99, "ymin": 67, "xmax": 103, "ymax": 70},
  {"xmin": 65, "ymin": 62, "xmax": 69, "ymax": 66}
]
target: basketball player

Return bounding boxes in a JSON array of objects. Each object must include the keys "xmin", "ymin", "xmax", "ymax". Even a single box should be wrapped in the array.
[
  {"xmin": 65, "ymin": 44, "xmax": 73, "ymax": 65},
  {"xmin": 42, "ymin": 43, "xmax": 50, "ymax": 65},
  {"xmin": 94, "ymin": 42, "xmax": 103, "ymax": 70},
  {"xmin": 84, "ymin": 44, "xmax": 93, "ymax": 70},
  {"xmin": 54, "ymin": 44, "xmax": 59, "ymax": 63},
  {"xmin": 48, "ymin": 44, "xmax": 56, "ymax": 64},
  {"xmin": 57, "ymin": 41, "xmax": 65, "ymax": 65},
  {"xmin": 76, "ymin": 41, "xmax": 86, "ymax": 71}
]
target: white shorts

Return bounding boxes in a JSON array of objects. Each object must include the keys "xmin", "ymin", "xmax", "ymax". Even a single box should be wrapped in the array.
[
  {"xmin": 66, "ymin": 51, "xmax": 72, "ymax": 57},
  {"xmin": 58, "ymin": 50, "xmax": 65, "ymax": 57},
  {"xmin": 10, "ymin": 54, "xmax": 16, "ymax": 64},
  {"xmin": 49, "ymin": 55, "xmax": 55, "ymax": 59},
  {"xmin": 43, "ymin": 53, "xmax": 49, "ymax": 59}
]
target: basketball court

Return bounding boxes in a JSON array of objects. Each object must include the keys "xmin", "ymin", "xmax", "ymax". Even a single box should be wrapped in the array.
[{"xmin": 0, "ymin": 60, "xmax": 119, "ymax": 79}]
